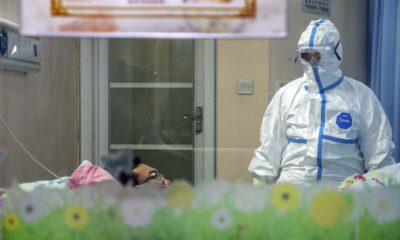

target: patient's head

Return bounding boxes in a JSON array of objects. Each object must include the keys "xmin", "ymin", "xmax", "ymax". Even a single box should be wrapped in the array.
[
  {"xmin": 132, "ymin": 162, "xmax": 169, "ymax": 187},
  {"xmin": 101, "ymin": 150, "xmax": 169, "ymax": 188}
]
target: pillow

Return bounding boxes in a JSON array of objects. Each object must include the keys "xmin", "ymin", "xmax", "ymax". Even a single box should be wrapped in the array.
[
  {"xmin": 17, "ymin": 177, "xmax": 70, "ymax": 192},
  {"xmin": 68, "ymin": 160, "xmax": 117, "ymax": 190}
]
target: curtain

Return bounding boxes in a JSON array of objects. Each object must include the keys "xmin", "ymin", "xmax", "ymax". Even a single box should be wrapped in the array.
[{"xmin": 367, "ymin": 0, "xmax": 400, "ymax": 162}]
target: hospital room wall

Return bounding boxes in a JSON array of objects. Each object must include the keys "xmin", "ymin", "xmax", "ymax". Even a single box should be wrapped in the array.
[
  {"xmin": 0, "ymin": 0, "xmax": 80, "ymax": 187},
  {"xmin": 216, "ymin": 0, "xmax": 367, "ymax": 183}
]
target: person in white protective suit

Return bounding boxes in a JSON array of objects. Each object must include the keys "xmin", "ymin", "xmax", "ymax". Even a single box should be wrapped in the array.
[{"xmin": 248, "ymin": 18, "xmax": 395, "ymax": 187}]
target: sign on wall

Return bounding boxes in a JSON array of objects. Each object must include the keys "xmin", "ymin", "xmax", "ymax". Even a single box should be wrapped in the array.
[
  {"xmin": 302, "ymin": 0, "xmax": 330, "ymax": 15},
  {"xmin": 19, "ymin": 0, "xmax": 287, "ymax": 38}
]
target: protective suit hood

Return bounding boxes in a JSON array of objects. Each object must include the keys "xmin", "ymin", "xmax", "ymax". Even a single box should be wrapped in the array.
[{"xmin": 297, "ymin": 18, "xmax": 343, "ymax": 88}]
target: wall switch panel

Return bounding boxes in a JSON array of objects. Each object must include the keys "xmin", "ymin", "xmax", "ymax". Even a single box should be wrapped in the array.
[{"xmin": 237, "ymin": 79, "xmax": 253, "ymax": 95}]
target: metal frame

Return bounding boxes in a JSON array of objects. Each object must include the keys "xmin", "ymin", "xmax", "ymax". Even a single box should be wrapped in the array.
[
  {"xmin": 80, "ymin": 38, "xmax": 215, "ymax": 183},
  {"xmin": 80, "ymin": 39, "xmax": 108, "ymax": 165},
  {"xmin": 194, "ymin": 40, "xmax": 215, "ymax": 183},
  {"xmin": 51, "ymin": 0, "xmax": 256, "ymax": 18}
]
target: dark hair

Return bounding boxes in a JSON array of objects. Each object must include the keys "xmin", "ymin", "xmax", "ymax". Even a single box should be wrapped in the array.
[{"xmin": 118, "ymin": 156, "xmax": 142, "ymax": 187}]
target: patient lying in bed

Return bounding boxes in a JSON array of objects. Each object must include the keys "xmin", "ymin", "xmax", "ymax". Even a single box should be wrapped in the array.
[
  {"xmin": 100, "ymin": 150, "xmax": 169, "ymax": 188},
  {"xmin": 0, "ymin": 150, "xmax": 169, "ymax": 200}
]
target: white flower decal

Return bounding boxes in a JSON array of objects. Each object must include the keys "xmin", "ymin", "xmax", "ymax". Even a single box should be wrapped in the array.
[
  {"xmin": 14, "ymin": 190, "xmax": 47, "ymax": 222},
  {"xmin": 42, "ymin": 189, "xmax": 67, "ymax": 210},
  {"xmin": 364, "ymin": 189, "xmax": 400, "ymax": 224},
  {"xmin": 210, "ymin": 208, "xmax": 233, "ymax": 231},
  {"xmin": 120, "ymin": 197, "xmax": 156, "ymax": 227},
  {"xmin": 196, "ymin": 181, "xmax": 231, "ymax": 207},
  {"xmin": 0, "ymin": 196, "xmax": 16, "ymax": 215},
  {"xmin": 232, "ymin": 183, "xmax": 267, "ymax": 213},
  {"xmin": 74, "ymin": 186, "xmax": 97, "ymax": 209}
]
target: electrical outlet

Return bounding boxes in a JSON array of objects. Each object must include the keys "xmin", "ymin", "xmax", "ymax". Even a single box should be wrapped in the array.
[{"xmin": 237, "ymin": 79, "xmax": 253, "ymax": 95}]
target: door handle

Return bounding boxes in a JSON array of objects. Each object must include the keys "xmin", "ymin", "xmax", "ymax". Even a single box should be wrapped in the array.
[{"xmin": 183, "ymin": 106, "xmax": 203, "ymax": 135}]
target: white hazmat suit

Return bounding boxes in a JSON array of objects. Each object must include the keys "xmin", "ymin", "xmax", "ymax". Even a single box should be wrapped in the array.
[{"xmin": 249, "ymin": 18, "xmax": 395, "ymax": 187}]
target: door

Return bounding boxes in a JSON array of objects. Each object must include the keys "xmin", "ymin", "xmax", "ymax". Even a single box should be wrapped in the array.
[{"xmin": 80, "ymin": 39, "xmax": 215, "ymax": 185}]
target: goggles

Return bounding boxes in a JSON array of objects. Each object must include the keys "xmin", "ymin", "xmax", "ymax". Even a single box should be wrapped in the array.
[
  {"xmin": 300, "ymin": 51, "xmax": 321, "ymax": 66},
  {"xmin": 296, "ymin": 41, "xmax": 341, "ymax": 66}
]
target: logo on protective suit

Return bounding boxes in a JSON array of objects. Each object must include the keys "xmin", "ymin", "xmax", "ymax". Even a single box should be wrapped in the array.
[{"xmin": 336, "ymin": 112, "xmax": 352, "ymax": 129}]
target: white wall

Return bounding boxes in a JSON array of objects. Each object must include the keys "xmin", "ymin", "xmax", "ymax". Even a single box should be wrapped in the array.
[{"xmin": 216, "ymin": 40, "xmax": 269, "ymax": 183}]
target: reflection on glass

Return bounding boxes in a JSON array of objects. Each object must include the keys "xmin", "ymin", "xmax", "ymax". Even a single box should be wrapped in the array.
[
  {"xmin": 110, "ymin": 40, "xmax": 194, "ymax": 83},
  {"xmin": 110, "ymin": 88, "xmax": 193, "ymax": 145},
  {"xmin": 109, "ymin": 39, "xmax": 195, "ymax": 183},
  {"xmin": 134, "ymin": 150, "xmax": 193, "ymax": 184}
]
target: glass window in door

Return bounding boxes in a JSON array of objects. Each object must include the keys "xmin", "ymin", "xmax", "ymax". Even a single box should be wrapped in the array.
[{"xmin": 109, "ymin": 39, "xmax": 195, "ymax": 184}]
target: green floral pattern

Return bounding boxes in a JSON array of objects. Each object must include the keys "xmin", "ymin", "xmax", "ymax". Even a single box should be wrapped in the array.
[{"xmin": 1, "ymin": 181, "xmax": 399, "ymax": 240}]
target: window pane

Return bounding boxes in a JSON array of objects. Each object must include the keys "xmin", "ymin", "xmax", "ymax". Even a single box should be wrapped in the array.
[
  {"xmin": 110, "ymin": 39, "xmax": 194, "ymax": 83},
  {"xmin": 135, "ymin": 150, "xmax": 193, "ymax": 184},
  {"xmin": 110, "ymin": 88, "xmax": 193, "ymax": 145}
]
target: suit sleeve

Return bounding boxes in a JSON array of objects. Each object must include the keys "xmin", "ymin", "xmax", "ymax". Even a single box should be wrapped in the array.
[
  {"xmin": 248, "ymin": 91, "xmax": 288, "ymax": 183},
  {"xmin": 358, "ymin": 88, "xmax": 395, "ymax": 171}
]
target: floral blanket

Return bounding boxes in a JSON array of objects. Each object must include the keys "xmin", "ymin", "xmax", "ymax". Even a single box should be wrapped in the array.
[{"xmin": 340, "ymin": 163, "xmax": 400, "ymax": 190}]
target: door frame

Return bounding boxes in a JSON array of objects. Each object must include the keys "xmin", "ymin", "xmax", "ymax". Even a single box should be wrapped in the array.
[{"xmin": 80, "ymin": 38, "xmax": 216, "ymax": 184}]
